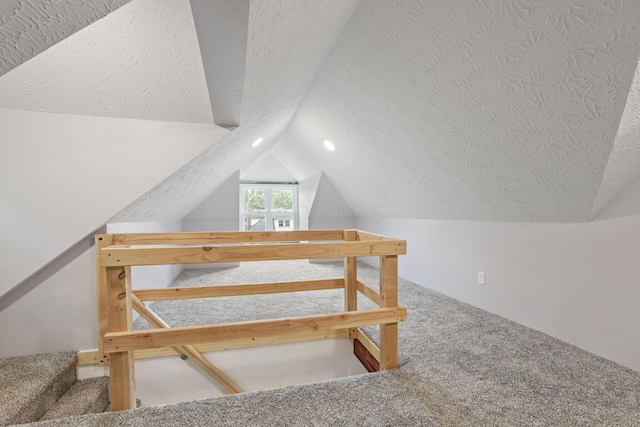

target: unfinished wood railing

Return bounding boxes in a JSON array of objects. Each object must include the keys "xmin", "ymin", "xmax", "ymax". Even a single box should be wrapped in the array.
[{"xmin": 93, "ymin": 229, "xmax": 406, "ymax": 411}]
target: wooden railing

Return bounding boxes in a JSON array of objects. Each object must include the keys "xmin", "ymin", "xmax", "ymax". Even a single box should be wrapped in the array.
[{"xmin": 93, "ymin": 229, "xmax": 407, "ymax": 411}]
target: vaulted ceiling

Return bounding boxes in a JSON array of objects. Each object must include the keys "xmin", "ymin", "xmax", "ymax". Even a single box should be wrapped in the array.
[
  {"xmin": 0, "ymin": 0, "xmax": 131, "ymax": 76},
  {"xmin": 273, "ymin": 0, "xmax": 640, "ymax": 222},
  {"xmin": 2, "ymin": 0, "xmax": 640, "ymax": 225}
]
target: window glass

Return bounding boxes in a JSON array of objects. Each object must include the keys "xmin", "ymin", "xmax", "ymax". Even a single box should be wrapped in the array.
[
  {"xmin": 243, "ymin": 189, "xmax": 265, "ymax": 211},
  {"xmin": 240, "ymin": 184, "xmax": 298, "ymax": 231},
  {"xmin": 271, "ymin": 189, "xmax": 293, "ymax": 210}
]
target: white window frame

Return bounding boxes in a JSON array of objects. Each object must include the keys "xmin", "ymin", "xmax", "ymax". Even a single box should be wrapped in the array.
[{"xmin": 239, "ymin": 183, "xmax": 299, "ymax": 231}]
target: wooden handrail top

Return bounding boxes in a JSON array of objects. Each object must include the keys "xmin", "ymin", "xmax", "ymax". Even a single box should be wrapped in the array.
[
  {"xmin": 355, "ymin": 230, "xmax": 396, "ymax": 241},
  {"xmin": 99, "ymin": 240, "xmax": 406, "ymax": 267},
  {"xmin": 102, "ymin": 230, "xmax": 345, "ymax": 245},
  {"xmin": 98, "ymin": 229, "xmax": 402, "ymax": 246}
]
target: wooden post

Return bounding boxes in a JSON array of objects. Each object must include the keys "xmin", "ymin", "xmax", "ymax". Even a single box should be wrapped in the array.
[
  {"xmin": 343, "ymin": 230, "xmax": 357, "ymax": 339},
  {"xmin": 379, "ymin": 255, "xmax": 398, "ymax": 370},
  {"xmin": 96, "ymin": 235, "xmax": 112, "ymax": 367},
  {"xmin": 107, "ymin": 266, "xmax": 136, "ymax": 411}
]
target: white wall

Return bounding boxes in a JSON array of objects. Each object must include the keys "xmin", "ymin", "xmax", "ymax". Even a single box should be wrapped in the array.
[
  {"xmin": 134, "ymin": 338, "xmax": 365, "ymax": 407},
  {"xmin": 106, "ymin": 221, "xmax": 185, "ymax": 292},
  {"xmin": 305, "ymin": 173, "xmax": 356, "ymax": 263},
  {"xmin": 0, "ymin": 234, "xmax": 98, "ymax": 358},
  {"xmin": 184, "ymin": 171, "xmax": 240, "ymax": 231},
  {"xmin": 298, "ymin": 172, "xmax": 322, "ymax": 231},
  {"xmin": 357, "ymin": 176, "xmax": 640, "ymax": 373},
  {"xmin": 183, "ymin": 171, "xmax": 240, "ymax": 269},
  {"xmin": 0, "ymin": 108, "xmax": 228, "ymax": 298},
  {"xmin": 0, "ymin": 221, "xmax": 184, "ymax": 358},
  {"xmin": 298, "ymin": 171, "xmax": 355, "ymax": 232},
  {"xmin": 309, "ymin": 173, "xmax": 356, "ymax": 230},
  {"xmin": 240, "ymin": 154, "xmax": 297, "ymax": 183}
]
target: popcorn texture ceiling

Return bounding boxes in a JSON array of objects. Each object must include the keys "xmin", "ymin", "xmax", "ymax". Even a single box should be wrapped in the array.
[
  {"xmin": 0, "ymin": 0, "xmax": 213, "ymax": 124},
  {"xmin": 592, "ymin": 63, "xmax": 640, "ymax": 217},
  {"xmin": 111, "ymin": 0, "xmax": 361, "ymax": 222},
  {"xmin": 1, "ymin": 0, "xmax": 640, "ymax": 223},
  {"xmin": 274, "ymin": 0, "xmax": 640, "ymax": 222},
  {"xmin": 0, "ymin": 0, "xmax": 131, "ymax": 76}
]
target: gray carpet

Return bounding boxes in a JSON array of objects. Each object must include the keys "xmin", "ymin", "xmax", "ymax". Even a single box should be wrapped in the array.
[
  {"xmin": 0, "ymin": 351, "xmax": 77, "ymax": 425},
  {"xmin": 39, "ymin": 377, "xmax": 110, "ymax": 421},
  {"xmin": 23, "ymin": 260, "xmax": 640, "ymax": 426}
]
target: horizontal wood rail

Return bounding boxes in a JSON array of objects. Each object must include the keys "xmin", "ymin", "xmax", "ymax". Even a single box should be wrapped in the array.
[
  {"xmin": 109, "ymin": 229, "xmax": 346, "ymax": 245},
  {"xmin": 134, "ymin": 278, "xmax": 344, "ymax": 301},
  {"xmin": 77, "ymin": 329, "xmax": 346, "ymax": 366},
  {"xmin": 99, "ymin": 241, "xmax": 405, "ymax": 267},
  {"xmin": 103, "ymin": 307, "xmax": 406, "ymax": 353},
  {"xmin": 355, "ymin": 230, "xmax": 395, "ymax": 241},
  {"xmin": 95, "ymin": 229, "xmax": 406, "ymax": 411}
]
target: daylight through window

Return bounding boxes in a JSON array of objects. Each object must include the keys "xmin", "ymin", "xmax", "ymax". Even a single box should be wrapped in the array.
[{"xmin": 240, "ymin": 184, "xmax": 298, "ymax": 231}]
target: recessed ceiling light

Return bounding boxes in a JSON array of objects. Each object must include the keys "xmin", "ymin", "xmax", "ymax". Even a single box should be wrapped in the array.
[
  {"xmin": 252, "ymin": 137, "xmax": 264, "ymax": 147},
  {"xmin": 323, "ymin": 140, "xmax": 336, "ymax": 151}
]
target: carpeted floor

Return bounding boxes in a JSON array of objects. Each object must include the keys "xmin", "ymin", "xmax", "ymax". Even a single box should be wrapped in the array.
[{"xmin": 26, "ymin": 260, "xmax": 640, "ymax": 426}]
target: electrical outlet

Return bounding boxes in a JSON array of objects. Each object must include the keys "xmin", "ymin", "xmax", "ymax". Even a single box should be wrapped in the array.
[{"xmin": 478, "ymin": 271, "xmax": 485, "ymax": 285}]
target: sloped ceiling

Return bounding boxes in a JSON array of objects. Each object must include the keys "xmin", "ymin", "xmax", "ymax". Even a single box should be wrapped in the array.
[
  {"xmin": 0, "ymin": 0, "xmax": 213, "ymax": 123},
  {"xmin": 1, "ymin": 0, "xmax": 640, "ymax": 230},
  {"xmin": 592, "ymin": 63, "xmax": 640, "ymax": 216},
  {"xmin": 240, "ymin": 154, "xmax": 297, "ymax": 183},
  {"xmin": 0, "ymin": 0, "xmax": 131, "ymax": 76},
  {"xmin": 111, "ymin": 0, "xmax": 361, "ymax": 222},
  {"xmin": 274, "ymin": 0, "xmax": 640, "ymax": 222},
  {"xmin": 191, "ymin": 0, "xmax": 249, "ymax": 128}
]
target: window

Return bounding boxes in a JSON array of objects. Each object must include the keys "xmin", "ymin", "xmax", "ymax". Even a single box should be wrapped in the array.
[
  {"xmin": 240, "ymin": 184, "xmax": 298, "ymax": 231},
  {"xmin": 276, "ymin": 219, "xmax": 291, "ymax": 229}
]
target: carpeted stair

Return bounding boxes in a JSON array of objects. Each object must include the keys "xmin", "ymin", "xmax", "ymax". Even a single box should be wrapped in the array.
[
  {"xmin": 0, "ymin": 351, "xmax": 110, "ymax": 426},
  {"xmin": 39, "ymin": 377, "xmax": 109, "ymax": 422}
]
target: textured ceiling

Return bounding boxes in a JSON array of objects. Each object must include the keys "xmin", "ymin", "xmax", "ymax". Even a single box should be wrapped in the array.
[
  {"xmin": 592, "ymin": 63, "xmax": 640, "ymax": 216},
  {"xmin": 274, "ymin": 0, "xmax": 640, "ymax": 222},
  {"xmin": 2, "ymin": 0, "xmax": 640, "ymax": 224},
  {"xmin": 111, "ymin": 0, "xmax": 361, "ymax": 222},
  {"xmin": 0, "ymin": 0, "xmax": 213, "ymax": 123},
  {"xmin": 191, "ymin": 0, "xmax": 249, "ymax": 128},
  {"xmin": 0, "ymin": 0, "xmax": 131, "ymax": 76}
]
